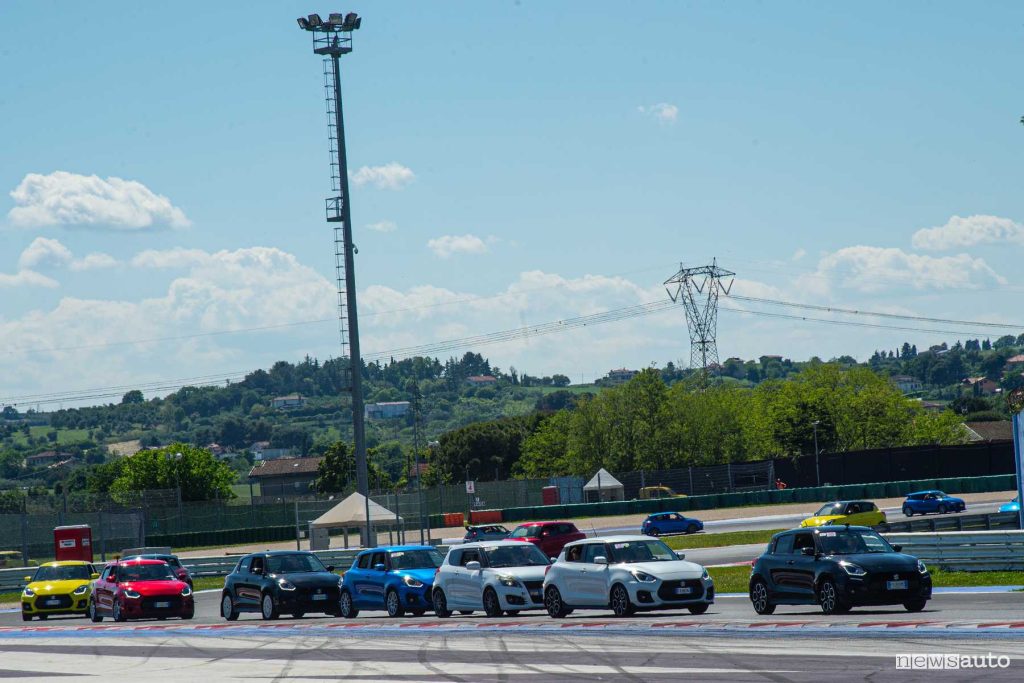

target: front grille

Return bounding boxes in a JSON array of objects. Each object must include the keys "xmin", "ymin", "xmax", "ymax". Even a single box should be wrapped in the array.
[
  {"xmin": 36, "ymin": 594, "xmax": 72, "ymax": 609},
  {"xmin": 294, "ymin": 586, "xmax": 339, "ymax": 606},
  {"xmin": 657, "ymin": 579, "xmax": 704, "ymax": 602},
  {"xmin": 524, "ymin": 580, "xmax": 544, "ymax": 604},
  {"xmin": 142, "ymin": 596, "xmax": 182, "ymax": 611},
  {"xmin": 864, "ymin": 571, "xmax": 919, "ymax": 595}
]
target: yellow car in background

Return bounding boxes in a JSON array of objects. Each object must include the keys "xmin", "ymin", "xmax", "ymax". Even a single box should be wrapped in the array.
[
  {"xmin": 21, "ymin": 561, "xmax": 98, "ymax": 621},
  {"xmin": 800, "ymin": 500, "xmax": 886, "ymax": 528}
]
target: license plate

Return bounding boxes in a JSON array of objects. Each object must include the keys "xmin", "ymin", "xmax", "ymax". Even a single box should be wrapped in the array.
[
  {"xmin": 45, "ymin": 599, "xmax": 61, "ymax": 606},
  {"xmin": 529, "ymin": 591, "xmax": 541, "ymax": 599},
  {"xmin": 886, "ymin": 580, "xmax": 908, "ymax": 591},
  {"xmin": 675, "ymin": 586, "xmax": 693, "ymax": 595},
  {"xmin": 312, "ymin": 594, "xmax": 327, "ymax": 601},
  {"xmin": 155, "ymin": 601, "xmax": 170, "ymax": 608}
]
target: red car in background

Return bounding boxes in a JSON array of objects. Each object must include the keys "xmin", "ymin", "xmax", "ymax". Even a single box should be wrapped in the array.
[
  {"xmin": 89, "ymin": 559, "xmax": 194, "ymax": 622},
  {"xmin": 507, "ymin": 521, "xmax": 586, "ymax": 559}
]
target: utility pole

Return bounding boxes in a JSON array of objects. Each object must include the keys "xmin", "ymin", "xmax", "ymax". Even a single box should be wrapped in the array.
[
  {"xmin": 410, "ymin": 385, "xmax": 429, "ymax": 543},
  {"xmin": 296, "ymin": 12, "xmax": 373, "ymax": 547},
  {"xmin": 812, "ymin": 420, "xmax": 821, "ymax": 487},
  {"xmin": 664, "ymin": 259, "xmax": 735, "ymax": 387}
]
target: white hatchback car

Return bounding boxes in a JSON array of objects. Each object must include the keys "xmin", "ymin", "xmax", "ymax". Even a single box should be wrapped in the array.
[
  {"xmin": 432, "ymin": 541, "xmax": 552, "ymax": 617},
  {"xmin": 542, "ymin": 535, "xmax": 714, "ymax": 618}
]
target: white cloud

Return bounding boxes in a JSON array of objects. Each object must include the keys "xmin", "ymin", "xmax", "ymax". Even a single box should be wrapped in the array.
[
  {"xmin": 0, "ymin": 269, "xmax": 58, "ymax": 288},
  {"xmin": 8, "ymin": 171, "xmax": 190, "ymax": 230},
  {"xmin": 792, "ymin": 248, "xmax": 807, "ymax": 261},
  {"xmin": 800, "ymin": 245, "xmax": 1005, "ymax": 293},
  {"xmin": 131, "ymin": 247, "xmax": 210, "ymax": 269},
  {"xmin": 427, "ymin": 234, "xmax": 489, "ymax": 258},
  {"xmin": 349, "ymin": 163, "xmax": 415, "ymax": 190},
  {"xmin": 637, "ymin": 103, "xmax": 679, "ymax": 124},
  {"xmin": 911, "ymin": 214, "xmax": 1024, "ymax": 251},
  {"xmin": 366, "ymin": 220, "xmax": 397, "ymax": 233},
  {"xmin": 17, "ymin": 236, "xmax": 117, "ymax": 271}
]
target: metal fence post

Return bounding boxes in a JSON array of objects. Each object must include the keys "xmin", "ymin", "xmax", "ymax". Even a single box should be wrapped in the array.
[
  {"xmin": 294, "ymin": 501, "xmax": 301, "ymax": 551},
  {"xmin": 20, "ymin": 513, "xmax": 29, "ymax": 566},
  {"xmin": 688, "ymin": 467, "xmax": 694, "ymax": 496},
  {"xmin": 98, "ymin": 510, "xmax": 106, "ymax": 562}
]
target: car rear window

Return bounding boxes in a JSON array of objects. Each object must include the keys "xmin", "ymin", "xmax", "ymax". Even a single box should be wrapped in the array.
[{"xmin": 509, "ymin": 525, "xmax": 536, "ymax": 538}]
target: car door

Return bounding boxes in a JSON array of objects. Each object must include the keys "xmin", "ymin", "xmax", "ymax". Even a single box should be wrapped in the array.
[
  {"xmin": 237, "ymin": 555, "xmax": 263, "ymax": 609},
  {"xmin": 765, "ymin": 534, "xmax": 796, "ymax": 598},
  {"xmin": 577, "ymin": 542, "xmax": 612, "ymax": 606},
  {"xmin": 668, "ymin": 514, "xmax": 687, "ymax": 534},
  {"xmin": 346, "ymin": 552, "xmax": 370, "ymax": 607},
  {"xmin": 788, "ymin": 532, "xmax": 818, "ymax": 600},
  {"xmin": 229, "ymin": 556, "xmax": 254, "ymax": 609},
  {"xmin": 362, "ymin": 551, "xmax": 388, "ymax": 608},
  {"xmin": 94, "ymin": 565, "xmax": 115, "ymax": 613},
  {"xmin": 922, "ymin": 493, "xmax": 938, "ymax": 514},
  {"xmin": 558, "ymin": 544, "xmax": 588, "ymax": 604},
  {"xmin": 454, "ymin": 548, "xmax": 485, "ymax": 608}
]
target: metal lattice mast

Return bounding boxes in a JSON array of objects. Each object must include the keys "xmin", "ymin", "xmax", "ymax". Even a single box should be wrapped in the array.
[
  {"xmin": 297, "ymin": 11, "xmax": 373, "ymax": 546},
  {"xmin": 664, "ymin": 258, "xmax": 735, "ymax": 384}
]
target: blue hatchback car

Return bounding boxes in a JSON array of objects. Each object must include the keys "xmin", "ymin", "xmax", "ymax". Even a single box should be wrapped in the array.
[
  {"xmin": 901, "ymin": 490, "xmax": 966, "ymax": 516},
  {"xmin": 339, "ymin": 545, "xmax": 445, "ymax": 618},
  {"xmin": 999, "ymin": 497, "xmax": 1020, "ymax": 514},
  {"xmin": 641, "ymin": 512, "xmax": 704, "ymax": 536}
]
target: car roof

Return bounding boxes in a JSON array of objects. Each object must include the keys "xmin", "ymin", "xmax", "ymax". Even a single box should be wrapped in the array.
[
  {"xmin": 774, "ymin": 525, "xmax": 874, "ymax": 538},
  {"xmin": 126, "ymin": 553, "xmax": 176, "ymax": 559},
  {"xmin": 907, "ymin": 489, "xmax": 943, "ymax": 495},
  {"xmin": 516, "ymin": 521, "xmax": 570, "ymax": 527},
  {"xmin": 38, "ymin": 560, "xmax": 92, "ymax": 567},
  {"xmin": 820, "ymin": 500, "xmax": 872, "ymax": 506},
  {"xmin": 254, "ymin": 550, "xmax": 317, "ymax": 557},
  {"xmin": 565, "ymin": 534, "xmax": 650, "ymax": 546},
  {"xmin": 118, "ymin": 558, "xmax": 167, "ymax": 565},
  {"xmin": 357, "ymin": 545, "xmax": 435, "ymax": 554},
  {"xmin": 457, "ymin": 540, "xmax": 533, "ymax": 550}
]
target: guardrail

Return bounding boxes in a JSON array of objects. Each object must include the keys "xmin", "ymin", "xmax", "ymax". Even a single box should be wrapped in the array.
[
  {"xmin": 878, "ymin": 511, "xmax": 1020, "ymax": 534},
  {"xmin": 883, "ymin": 530, "xmax": 1024, "ymax": 572}
]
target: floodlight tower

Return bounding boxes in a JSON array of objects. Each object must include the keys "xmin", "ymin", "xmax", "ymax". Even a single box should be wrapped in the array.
[
  {"xmin": 664, "ymin": 259, "xmax": 735, "ymax": 386},
  {"xmin": 296, "ymin": 12, "xmax": 372, "ymax": 546}
]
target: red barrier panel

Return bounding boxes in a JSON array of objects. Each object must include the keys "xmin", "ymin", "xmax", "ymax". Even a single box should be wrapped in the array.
[{"xmin": 469, "ymin": 510, "xmax": 503, "ymax": 524}]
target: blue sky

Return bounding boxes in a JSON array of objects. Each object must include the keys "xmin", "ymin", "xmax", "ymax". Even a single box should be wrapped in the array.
[{"xmin": 2, "ymin": 1, "xmax": 1024, "ymax": 406}]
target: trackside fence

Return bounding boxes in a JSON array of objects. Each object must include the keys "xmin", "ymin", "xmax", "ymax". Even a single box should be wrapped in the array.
[{"xmin": 882, "ymin": 530, "xmax": 1024, "ymax": 572}]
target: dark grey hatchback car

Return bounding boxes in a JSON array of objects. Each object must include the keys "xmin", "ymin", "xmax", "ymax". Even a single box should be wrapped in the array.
[
  {"xmin": 748, "ymin": 526, "xmax": 932, "ymax": 615},
  {"xmin": 220, "ymin": 551, "xmax": 342, "ymax": 620}
]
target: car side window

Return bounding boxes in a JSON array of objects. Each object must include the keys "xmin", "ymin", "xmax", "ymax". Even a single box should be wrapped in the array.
[
  {"xmin": 845, "ymin": 503, "xmax": 859, "ymax": 514},
  {"xmin": 250, "ymin": 556, "xmax": 264, "ymax": 575},
  {"xmin": 565, "ymin": 545, "xmax": 584, "ymax": 562},
  {"xmin": 356, "ymin": 553, "xmax": 371, "ymax": 569},
  {"xmin": 99, "ymin": 566, "xmax": 111, "ymax": 581},
  {"xmin": 774, "ymin": 535, "xmax": 795, "ymax": 555},
  {"xmin": 370, "ymin": 552, "xmax": 387, "ymax": 569},
  {"xmin": 236, "ymin": 557, "xmax": 251, "ymax": 574},
  {"xmin": 793, "ymin": 533, "xmax": 815, "ymax": 553},
  {"xmin": 460, "ymin": 549, "xmax": 481, "ymax": 566},
  {"xmin": 582, "ymin": 544, "xmax": 606, "ymax": 563},
  {"xmin": 865, "ymin": 503, "xmax": 877, "ymax": 512},
  {"xmin": 448, "ymin": 550, "xmax": 461, "ymax": 566}
]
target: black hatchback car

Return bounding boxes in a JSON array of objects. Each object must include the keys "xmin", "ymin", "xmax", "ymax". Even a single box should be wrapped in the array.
[
  {"xmin": 749, "ymin": 526, "xmax": 931, "ymax": 615},
  {"xmin": 220, "ymin": 551, "xmax": 341, "ymax": 620}
]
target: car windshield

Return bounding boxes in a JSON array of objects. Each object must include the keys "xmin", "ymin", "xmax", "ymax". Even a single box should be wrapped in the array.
[
  {"xmin": 266, "ymin": 554, "xmax": 327, "ymax": 574},
  {"xmin": 389, "ymin": 549, "xmax": 445, "ymax": 570},
  {"xmin": 33, "ymin": 565, "xmax": 91, "ymax": 582},
  {"xmin": 933, "ymin": 492, "xmax": 949, "ymax": 498},
  {"xmin": 608, "ymin": 540, "xmax": 676, "ymax": 563},
  {"xmin": 118, "ymin": 564, "xmax": 174, "ymax": 582},
  {"xmin": 482, "ymin": 544, "xmax": 550, "ymax": 568},
  {"xmin": 508, "ymin": 526, "xmax": 537, "ymax": 538},
  {"xmin": 816, "ymin": 529, "xmax": 893, "ymax": 555},
  {"xmin": 815, "ymin": 503, "xmax": 844, "ymax": 516}
]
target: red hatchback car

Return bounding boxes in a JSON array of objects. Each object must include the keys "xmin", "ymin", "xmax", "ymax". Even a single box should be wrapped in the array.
[
  {"xmin": 507, "ymin": 521, "xmax": 586, "ymax": 559},
  {"xmin": 89, "ymin": 559, "xmax": 194, "ymax": 622}
]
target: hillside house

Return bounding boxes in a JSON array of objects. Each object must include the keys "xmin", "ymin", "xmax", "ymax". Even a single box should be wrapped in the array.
[
  {"xmin": 248, "ymin": 456, "xmax": 323, "ymax": 498},
  {"xmin": 365, "ymin": 401, "xmax": 411, "ymax": 420},
  {"xmin": 603, "ymin": 368, "xmax": 638, "ymax": 386},
  {"xmin": 962, "ymin": 377, "xmax": 1000, "ymax": 396},
  {"xmin": 465, "ymin": 375, "xmax": 498, "ymax": 387},
  {"xmin": 891, "ymin": 375, "xmax": 923, "ymax": 394},
  {"xmin": 249, "ymin": 441, "xmax": 294, "ymax": 461},
  {"xmin": 271, "ymin": 394, "xmax": 306, "ymax": 410}
]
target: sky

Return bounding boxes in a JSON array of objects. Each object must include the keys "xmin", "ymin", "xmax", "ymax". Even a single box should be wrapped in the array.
[{"xmin": 2, "ymin": 1, "xmax": 1024, "ymax": 408}]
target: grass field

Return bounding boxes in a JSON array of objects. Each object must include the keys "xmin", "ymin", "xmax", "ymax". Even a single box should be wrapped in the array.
[
  {"xmin": 8, "ymin": 426, "xmax": 92, "ymax": 447},
  {"xmin": 664, "ymin": 529, "xmax": 782, "ymax": 551}
]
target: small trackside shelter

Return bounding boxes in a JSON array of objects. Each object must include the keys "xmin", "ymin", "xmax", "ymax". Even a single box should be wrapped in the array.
[
  {"xmin": 583, "ymin": 468, "xmax": 624, "ymax": 502},
  {"xmin": 308, "ymin": 492, "xmax": 403, "ymax": 549}
]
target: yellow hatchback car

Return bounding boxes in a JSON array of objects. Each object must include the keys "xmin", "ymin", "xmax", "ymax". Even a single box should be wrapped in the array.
[
  {"xmin": 800, "ymin": 500, "xmax": 886, "ymax": 528},
  {"xmin": 21, "ymin": 561, "xmax": 98, "ymax": 621}
]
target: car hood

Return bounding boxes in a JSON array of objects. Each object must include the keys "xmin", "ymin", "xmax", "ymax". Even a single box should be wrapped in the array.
[
  {"xmin": 824, "ymin": 553, "xmax": 920, "ymax": 572},
  {"xmin": 801, "ymin": 515, "xmax": 844, "ymax": 527},
  {"xmin": 27, "ymin": 579, "xmax": 91, "ymax": 594},
  {"xmin": 621, "ymin": 560, "xmax": 706, "ymax": 580},
  {"xmin": 269, "ymin": 572, "xmax": 340, "ymax": 588},
  {"xmin": 393, "ymin": 568, "xmax": 436, "ymax": 585},
  {"xmin": 121, "ymin": 580, "xmax": 188, "ymax": 596},
  {"xmin": 486, "ymin": 566, "xmax": 548, "ymax": 582}
]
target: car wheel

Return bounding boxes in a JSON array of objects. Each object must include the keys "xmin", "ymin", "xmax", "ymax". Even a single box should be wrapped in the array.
[
  {"xmin": 903, "ymin": 599, "xmax": 927, "ymax": 612},
  {"xmin": 386, "ymin": 590, "xmax": 405, "ymax": 618},
  {"xmin": 687, "ymin": 523, "xmax": 699, "ymax": 534},
  {"xmin": 750, "ymin": 579, "xmax": 776, "ymax": 615},
  {"xmin": 458, "ymin": 610, "xmax": 473, "ymax": 615},
  {"xmin": 21, "ymin": 613, "xmax": 30, "ymax": 622},
  {"xmin": 221, "ymin": 593, "xmax": 239, "ymax": 621},
  {"xmin": 182, "ymin": 608, "xmax": 194, "ymax": 620},
  {"xmin": 261, "ymin": 593, "xmax": 279, "ymax": 621},
  {"xmin": 89, "ymin": 600, "xmax": 103, "ymax": 623},
  {"xmin": 688, "ymin": 603, "xmax": 709, "ymax": 615},
  {"xmin": 938, "ymin": 503, "xmax": 948, "ymax": 515},
  {"xmin": 113, "ymin": 601, "xmax": 126, "ymax": 623},
  {"xmin": 483, "ymin": 588, "xmax": 503, "ymax": 617},
  {"xmin": 291, "ymin": 612, "xmax": 305, "ymax": 619},
  {"xmin": 544, "ymin": 585, "xmax": 569, "ymax": 619},
  {"xmin": 648, "ymin": 527, "xmax": 660, "ymax": 537},
  {"xmin": 818, "ymin": 578, "xmax": 850, "ymax": 615},
  {"xmin": 432, "ymin": 589, "xmax": 451, "ymax": 618},
  {"xmin": 902, "ymin": 506, "xmax": 912, "ymax": 517},
  {"xmin": 610, "ymin": 584, "xmax": 635, "ymax": 618},
  {"xmin": 339, "ymin": 590, "xmax": 359, "ymax": 619}
]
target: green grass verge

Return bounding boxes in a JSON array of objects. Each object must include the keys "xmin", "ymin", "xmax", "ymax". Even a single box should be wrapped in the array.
[
  {"xmin": 664, "ymin": 529, "xmax": 783, "ymax": 551},
  {"xmin": 708, "ymin": 566, "xmax": 1024, "ymax": 595}
]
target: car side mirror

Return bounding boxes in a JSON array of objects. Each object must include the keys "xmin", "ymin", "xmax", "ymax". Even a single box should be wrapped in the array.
[
  {"xmin": 594, "ymin": 556, "xmax": 608, "ymax": 565},
  {"xmin": 23, "ymin": 575, "xmax": 31, "ymax": 582},
  {"xmin": 252, "ymin": 567, "xmax": 262, "ymax": 575},
  {"xmin": 91, "ymin": 573, "xmax": 99, "ymax": 580},
  {"xmin": 675, "ymin": 551, "xmax": 686, "ymax": 560},
  {"xmin": 549, "ymin": 557, "xmax": 557, "ymax": 563},
  {"xmin": 800, "ymin": 546, "xmax": 816, "ymax": 557},
  {"xmin": 326, "ymin": 565, "xmax": 335, "ymax": 573},
  {"xmin": 373, "ymin": 563, "xmax": 386, "ymax": 572},
  {"xmin": 465, "ymin": 561, "xmax": 482, "ymax": 571},
  {"xmin": 892, "ymin": 544, "xmax": 902, "ymax": 553}
]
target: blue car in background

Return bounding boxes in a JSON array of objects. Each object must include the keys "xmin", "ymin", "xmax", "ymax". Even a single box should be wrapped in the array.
[
  {"xmin": 999, "ymin": 497, "xmax": 1020, "ymax": 514},
  {"xmin": 641, "ymin": 512, "xmax": 703, "ymax": 536},
  {"xmin": 901, "ymin": 490, "xmax": 966, "ymax": 516},
  {"xmin": 338, "ymin": 545, "xmax": 446, "ymax": 618}
]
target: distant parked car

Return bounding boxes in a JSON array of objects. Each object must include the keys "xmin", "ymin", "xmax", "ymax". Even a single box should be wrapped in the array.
[
  {"xmin": 901, "ymin": 490, "xmax": 965, "ymax": 516},
  {"xmin": 639, "ymin": 486, "xmax": 686, "ymax": 500},
  {"xmin": 220, "ymin": 551, "xmax": 341, "ymax": 621},
  {"xmin": 999, "ymin": 497, "xmax": 1020, "ymax": 514},
  {"xmin": 463, "ymin": 525, "xmax": 511, "ymax": 542},
  {"xmin": 801, "ymin": 500, "xmax": 886, "ymax": 528},
  {"xmin": 641, "ymin": 512, "xmax": 703, "ymax": 537},
  {"xmin": 507, "ymin": 522, "xmax": 586, "ymax": 559},
  {"xmin": 432, "ymin": 540, "xmax": 552, "ymax": 617},
  {"xmin": 339, "ymin": 545, "xmax": 446, "ymax": 618},
  {"xmin": 123, "ymin": 553, "xmax": 192, "ymax": 587}
]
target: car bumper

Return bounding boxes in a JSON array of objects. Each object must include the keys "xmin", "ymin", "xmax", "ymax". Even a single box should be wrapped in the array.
[
  {"xmin": 274, "ymin": 588, "xmax": 341, "ymax": 613},
  {"xmin": 497, "ymin": 582, "xmax": 546, "ymax": 611},
  {"xmin": 120, "ymin": 596, "xmax": 195, "ymax": 619},
  {"xmin": 628, "ymin": 578, "xmax": 715, "ymax": 610},
  {"xmin": 396, "ymin": 584, "xmax": 432, "ymax": 610},
  {"xmin": 836, "ymin": 572, "xmax": 932, "ymax": 606},
  {"xmin": 22, "ymin": 594, "xmax": 90, "ymax": 616}
]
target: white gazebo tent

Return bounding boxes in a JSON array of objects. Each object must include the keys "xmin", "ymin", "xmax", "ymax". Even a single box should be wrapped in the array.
[
  {"xmin": 583, "ymin": 468, "xmax": 624, "ymax": 502},
  {"xmin": 309, "ymin": 492, "xmax": 403, "ymax": 549}
]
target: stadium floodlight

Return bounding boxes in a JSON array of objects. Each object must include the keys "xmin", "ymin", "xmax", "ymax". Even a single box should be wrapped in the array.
[
  {"xmin": 343, "ymin": 12, "xmax": 361, "ymax": 30},
  {"xmin": 297, "ymin": 17, "xmax": 310, "ymax": 29},
  {"xmin": 329, "ymin": 13, "xmax": 345, "ymax": 25},
  {"xmin": 306, "ymin": 13, "xmax": 323, "ymax": 27}
]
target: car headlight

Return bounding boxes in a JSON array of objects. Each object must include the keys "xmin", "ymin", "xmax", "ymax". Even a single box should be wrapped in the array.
[
  {"xmin": 278, "ymin": 579, "xmax": 297, "ymax": 591},
  {"xmin": 403, "ymin": 575, "xmax": 424, "ymax": 588},
  {"xmin": 73, "ymin": 585, "xmax": 89, "ymax": 595},
  {"xmin": 918, "ymin": 560, "xmax": 928, "ymax": 575},
  {"xmin": 839, "ymin": 561, "xmax": 866, "ymax": 577},
  {"xmin": 181, "ymin": 586, "xmax": 192, "ymax": 597},
  {"xmin": 701, "ymin": 568, "xmax": 710, "ymax": 581},
  {"xmin": 631, "ymin": 571, "xmax": 657, "ymax": 583},
  {"xmin": 497, "ymin": 575, "xmax": 520, "ymax": 588},
  {"xmin": 22, "ymin": 587, "xmax": 35, "ymax": 597},
  {"xmin": 124, "ymin": 590, "xmax": 141, "ymax": 599}
]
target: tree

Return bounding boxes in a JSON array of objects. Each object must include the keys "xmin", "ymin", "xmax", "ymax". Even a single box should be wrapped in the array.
[
  {"xmin": 551, "ymin": 374, "xmax": 571, "ymax": 387},
  {"xmin": 315, "ymin": 441, "xmax": 354, "ymax": 493},
  {"xmin": 121, "ymin": 390, "xmax": 145, "ymax": 405},
  {"xmin": 108, "ymin": 443, "xmax": 236, "ymax": 502}
]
